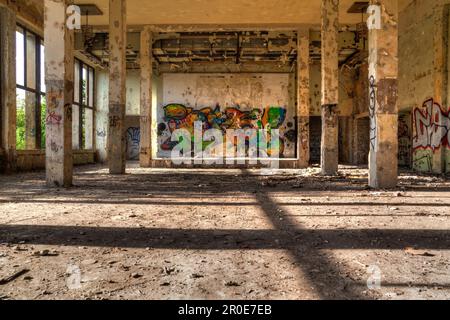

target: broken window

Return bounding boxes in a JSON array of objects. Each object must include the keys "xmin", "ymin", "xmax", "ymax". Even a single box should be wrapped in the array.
[
  {"xmin": 16, "ymin": 25, "xmax": 45, "ymax": 150},
  {"xmin": 73, "ymin": 59, "xmax": 95, "ymax": 150}
]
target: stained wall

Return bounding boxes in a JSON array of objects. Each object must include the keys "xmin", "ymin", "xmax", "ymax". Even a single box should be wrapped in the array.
[{"xmin": 399, "ymin": 0, "xmax": 450, "ymax": 173}]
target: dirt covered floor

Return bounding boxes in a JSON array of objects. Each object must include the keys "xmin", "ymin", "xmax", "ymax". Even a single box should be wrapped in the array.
[{"xmin": 0, "ymin": 163, "xmax": 449, "ymax": 300}]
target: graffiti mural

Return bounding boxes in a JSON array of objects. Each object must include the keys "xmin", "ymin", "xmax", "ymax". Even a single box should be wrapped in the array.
[
  {"xmin": 126, "ymin": 127, "xmax": 140, "ymax": 160},
  {"xmin": 413, "ymin": 98, "xmax": 450, "ymax": 151},
  {"xmin": 412, "ymin": 98, "xmax": 450, "ymax": 172},
  {"xmin": 157, "ymin": 104, "xmax": 289, "ymax": 157}
]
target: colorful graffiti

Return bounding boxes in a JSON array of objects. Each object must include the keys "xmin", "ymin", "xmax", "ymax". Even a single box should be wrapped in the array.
[
  {"xmin": 413, "ymin": 98, "xmax": 450, "ymax": 152},
  {"xmin": 126, "ymin": 127, "xmax": 140, "ymax": 160},
  {"xmin": 158, "ymin": 104, "xmax": 288, "ymax": 157}
]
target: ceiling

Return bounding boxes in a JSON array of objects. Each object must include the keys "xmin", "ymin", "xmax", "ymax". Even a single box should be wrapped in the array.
[{"xmin": 70, "ymin": 0, "xmax": 413, "ymax": 27}]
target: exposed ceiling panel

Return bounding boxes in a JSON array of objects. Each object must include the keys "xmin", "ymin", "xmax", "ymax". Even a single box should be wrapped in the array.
[
  {"xmin": 347, "ymin": 1, "xmax": 370, "ymax": 14},
  {"xmin": 78, "ymin": 4, "xmax": 103, "ymax": 16},
  {"xmin": 75, "ymin": 29, "xmax": 363, "ymax": 70}
]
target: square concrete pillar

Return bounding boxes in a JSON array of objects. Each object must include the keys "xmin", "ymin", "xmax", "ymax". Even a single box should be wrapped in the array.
[
  {"xmin": 368, "ymin": 0, "xmax": 399, "ymax": 189},
  {"xmin": 296, "ymin": 29, "xmax": 310, "ymax": 169},
  {"xmin": 44, "ymin": 0, "xmax": 74, "ymax": 187},
  {"xmin": 320, "ymin": 0, "xmax": 340, "ymax": 175},
  {"xmin": 0, "ymin": 6, "xmax": 17, "ymax": 172},
  {"xmin": 108, "ymin": 0, "xmax": 127, "ymax": 174},
  {"xmin": 139, "ymin": 26, "xmax": 153, "ymax": 167}
]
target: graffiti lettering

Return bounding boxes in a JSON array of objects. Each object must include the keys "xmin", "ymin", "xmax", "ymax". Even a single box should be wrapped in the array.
[
  {"xmin": 109, "ymin": 116, "xmax": 121, "ymax": 128},
  {"xmin": 96, "ymin": 129, "xmax": 106, "ymax": 138},
  {"xmin": 369, "ymin": 76, "xmax": 377, "ymax": 151},
  {"xmin": 170, "ymin": 124, "xmax": 281, "ymax": 168},
  {"xmin": 126, "ymin": 127, "xmax": 140, "ymax": 160},
  {"xmin": 46, "ymin": 111, "xmax": 63, "ymax": 126},
  {"xmin": 50, "ymin": 141, "xmax": 60, "ymax": 153},
  {"xmin": 158, "ymin": 104, "xmax": 288, "ymax": 157},
  {"xmin": 413, "ymin": 98, "xmax": 450, "ymax": 151}
]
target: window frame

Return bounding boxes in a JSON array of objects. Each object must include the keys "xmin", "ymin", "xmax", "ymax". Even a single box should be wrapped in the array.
[
  {"xmin": 73, "ymin": 58, "xmax": 95, "ymax": 150},
  {"xmin": 16, "ymin": 25, "xmax": 96, "ymax": 151},
  {"xmin": 16, "ymin": 24, "xmax": 45, "ymax": 149}
]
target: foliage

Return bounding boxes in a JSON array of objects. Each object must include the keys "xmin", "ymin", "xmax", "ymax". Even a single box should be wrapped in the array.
[{"xmin": 16, "ymin": 93, "xmax": 46, "ymax": 150}]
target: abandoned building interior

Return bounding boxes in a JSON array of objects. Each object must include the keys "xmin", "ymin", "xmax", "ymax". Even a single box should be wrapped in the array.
[
  {"xmin": 0, "ymin": 0, "xmax": 450, "ymax": 300},
  {"xmin": 0, "ymin": 0, "xmax": 448, "ymax": 182}
]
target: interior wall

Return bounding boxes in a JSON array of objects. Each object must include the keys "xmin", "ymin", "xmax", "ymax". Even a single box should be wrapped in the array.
[
  {"xmin": 95, "ymin": 68, "xmax": 159, "ymax": 162},
  {"xmin": 156, "ymin": 73, "xmax": 296, "ymax": 160},
  {"xmin": 399, "ymin": 0, "xmax": 450, "ymax": 173}
]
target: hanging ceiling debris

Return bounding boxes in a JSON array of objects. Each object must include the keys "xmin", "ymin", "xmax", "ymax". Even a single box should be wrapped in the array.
[{"xmin": 74, "ymin": 29, "xmax": 365, "ymax": 69}]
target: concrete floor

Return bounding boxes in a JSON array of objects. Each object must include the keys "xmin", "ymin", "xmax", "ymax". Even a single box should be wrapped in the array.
[{"xmin": 0, "ymin": 163, "xmax": 449, "ymax": 300}]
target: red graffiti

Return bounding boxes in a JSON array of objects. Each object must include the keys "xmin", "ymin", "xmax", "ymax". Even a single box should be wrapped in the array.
[
  {"xmin": 46, "ymin": 111, "xmax": 63, "ymax": 125},
  {"xmin": 413, "ymin": 98, "xmax": 450, "ymax": 152}
]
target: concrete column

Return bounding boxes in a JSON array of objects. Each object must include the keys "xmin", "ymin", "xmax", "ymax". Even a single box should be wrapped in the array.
[
  {"xmin": 139, "ymin": 26, "xmax": 153, "ymax": 167},
  {"xmin": 368, "ymin": 0, "xmax": 399, "ymax": 189},
  {"xmin": 320, "ymin": 0, "xmax": 339, "ymax": 175},
  {"xmin": 44, "ymin": 0, "xmax": 74, "ymax": 187},
  {"xmin": 108, "ymin": 0, "xmax": 127, "ymax": 174},
  {"xmin": 297, "ymin": 29, "xmax": 310, "ymax": 168},
  {"xmin": 0, "ymin": 6, "xmax": 16, "ymax": 172}
]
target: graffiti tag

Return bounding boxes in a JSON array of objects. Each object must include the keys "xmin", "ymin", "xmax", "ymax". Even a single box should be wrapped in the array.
[{"xmin": 413, "ymin": 98, "xmax": 450, "ymax": 152}]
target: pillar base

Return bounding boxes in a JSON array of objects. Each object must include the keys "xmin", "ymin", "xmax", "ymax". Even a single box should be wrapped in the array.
[{"xmin": 321, "ymin": 104, "xmax": 339, "ymax": 175}]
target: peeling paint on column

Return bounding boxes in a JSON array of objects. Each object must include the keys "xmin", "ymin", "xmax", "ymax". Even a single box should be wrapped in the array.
[
  {"xmin": 0, "ymin": 6, "xmax": 17, "ymax": 172},
  {"xmin": 297, "ymin": 29, "xmax": 310, "ymax": 168},
  {"xmin": 320, "ymin": 0, "xmax": 339, "ymax": 175},
  {"xmin": 108, "ymin": 0, "xmax": 127, "ymax": 174},
  {"xmin": 44, "ymin": 0, "xmax": 74, "ymax": 187},
  {"xmin": 368, "ymin": 0, "xmax": 399, "ymax": 189},
  {"xmin": 140, "ymin": 26, "xmax": 153, "ymax": 167}
]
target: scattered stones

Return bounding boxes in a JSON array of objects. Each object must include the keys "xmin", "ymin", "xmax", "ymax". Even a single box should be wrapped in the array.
[
  {"xmin": 163, "ymin": 266, "xmax": 176, "ymax": 275},
  {"xmin": 405, "ymin": 247, "xmax": 436, "ymax": 257},
  {"xmin": 0, "ymin": 269, "xmax": 30, "ymax": 285},
  {"xmin": 13, "ymin": 246, "xmax": 27, "ymax": 252},
  {"xmin": 33, "ymin": 250, "xmax": 59, "ymax": 257},
  {"xmin": 224, "ymin": 281, "xmax": 241, "ymax": 287},
  {"xmin": 81, "ymin": 259, "xmax": 98, "ymax": 266}
]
